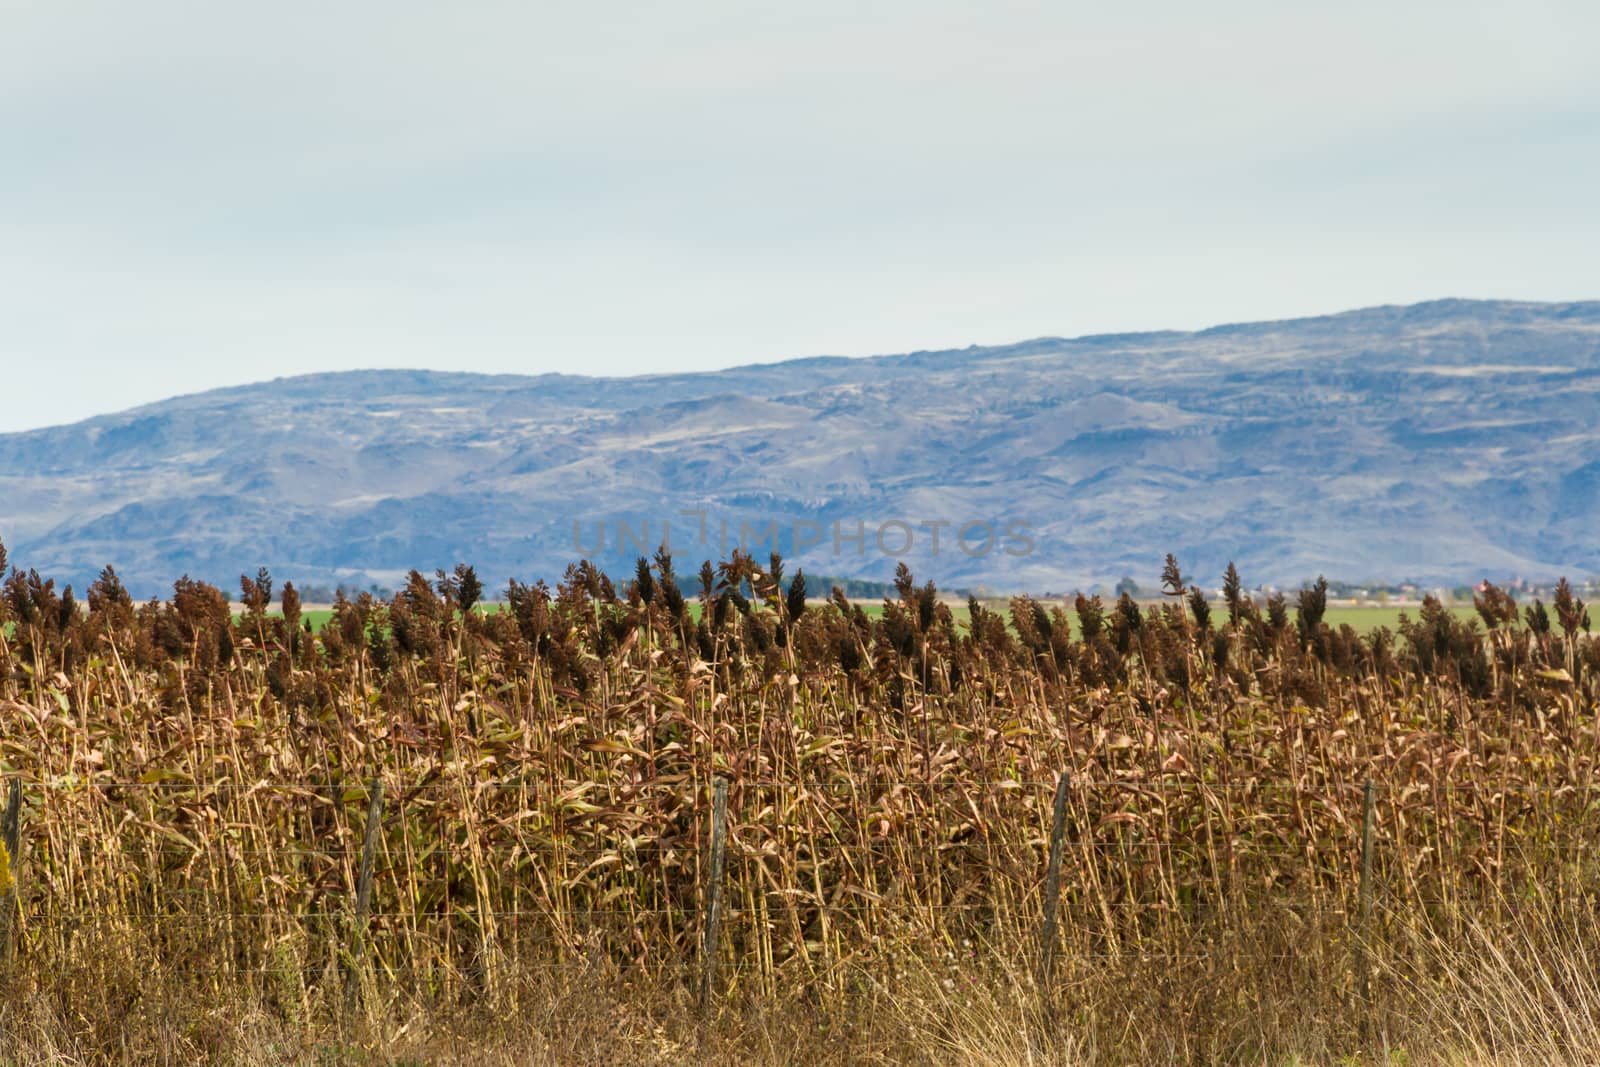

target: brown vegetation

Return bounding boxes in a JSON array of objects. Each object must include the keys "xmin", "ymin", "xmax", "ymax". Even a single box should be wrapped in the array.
[{"xmin": 0, "ymin": 540, "xmax": 1598, "ymax": 1064}]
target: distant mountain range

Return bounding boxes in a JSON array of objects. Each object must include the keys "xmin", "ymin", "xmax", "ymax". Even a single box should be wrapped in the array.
[{"xmin": 3, "ymin": 298, "xmax": 1599, "ymax": 598}]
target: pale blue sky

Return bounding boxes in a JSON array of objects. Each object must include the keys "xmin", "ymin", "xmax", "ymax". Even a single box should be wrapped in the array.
[{"xmin": 3, "ymin": 1, "xmax": 1598, "ymax": 433}]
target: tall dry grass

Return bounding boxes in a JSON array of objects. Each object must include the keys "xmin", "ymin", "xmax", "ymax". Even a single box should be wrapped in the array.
[{"xmin": 0, "ymin": 547, "xmax": 1596, "ymax": 1062}]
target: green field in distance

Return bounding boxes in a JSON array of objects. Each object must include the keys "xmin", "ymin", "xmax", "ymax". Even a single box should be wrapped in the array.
[{"xmin": 282, "ymin": 600, "xmax": 1479, "ymax": 637}]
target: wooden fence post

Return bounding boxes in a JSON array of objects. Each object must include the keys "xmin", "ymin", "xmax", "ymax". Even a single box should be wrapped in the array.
[
  {"xmin": 1038, "ymin": 771, "xmax": 1071, "ymax": 985},
  {"xmin": 346, "ymin": 776, "xmax": 385, "ymax": 1006},
  {"xmin": 699, "ymin": 777, "xmax": 729, "ymax": 1015},
  {"xmin": 1, "ymin": 779, "xmax": 21, "ymax": 963},
  {"xmin": 1357, "ymin": 779, "xmax": 1376, "ymax": 1015}
]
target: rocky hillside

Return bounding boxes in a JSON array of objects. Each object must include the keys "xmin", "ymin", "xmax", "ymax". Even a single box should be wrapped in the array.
[{"xmin": 3, "ymin": 298, "xmax": 1598, "ymax": 596}]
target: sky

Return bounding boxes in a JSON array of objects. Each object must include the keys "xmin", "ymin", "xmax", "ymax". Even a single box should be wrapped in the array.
[{"xmin": 2, "ymin": 1, "xmax": 1598, "ymax": 433}]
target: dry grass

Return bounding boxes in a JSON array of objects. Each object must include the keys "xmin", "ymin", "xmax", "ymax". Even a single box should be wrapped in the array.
[
  {"xmin": 8, "ymin": 925, "xmax": 1600, "ymax": 1066},
  {"xmin": 0, "ymin": 549, "xmax": 1597, "ymax": 1063}
]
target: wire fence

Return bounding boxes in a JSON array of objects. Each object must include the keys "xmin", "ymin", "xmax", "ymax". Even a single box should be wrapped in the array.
[
  {"xmin": 3, "ymin": 772, "xmax": 1595, "ymax": 1009},
  {"xmin": 8, "ymin": 776, "xmax": 1594, "ymax": 790}
]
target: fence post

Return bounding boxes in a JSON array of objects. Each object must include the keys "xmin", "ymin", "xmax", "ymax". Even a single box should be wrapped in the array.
[
  {"xmin": 1038, "ymin": 770, "xmax": 1071, "ymax": 986},
  {"xmin": 1, "ymin": 779, "xmax": 21, "ymax": 964},
  {"xmin": 1357, "ymin": 779, "xmax": 1376, "ymax": 1016},
  {"xmin": 699, "ymin": 777, "xmax": 729, "ymax": 1015},
  {"xmin": 346, "ymin": 776, "xmax": 385, "ymax": 1007}
]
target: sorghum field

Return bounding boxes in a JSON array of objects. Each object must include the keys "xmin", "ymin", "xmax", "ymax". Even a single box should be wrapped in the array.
[{"xmin": 1, "ymin": 541, "xmax": 1599, "ymax": 1065}]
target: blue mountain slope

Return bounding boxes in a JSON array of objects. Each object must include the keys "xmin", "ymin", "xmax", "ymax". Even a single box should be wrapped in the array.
[{"xmin": 2, "ymin": 299, "xmax": 1597, "ymax": 595}]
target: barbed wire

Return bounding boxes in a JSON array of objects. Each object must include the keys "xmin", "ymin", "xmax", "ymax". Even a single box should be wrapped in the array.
[
  {"xmin": 18, "ymin": 895, "xmax": 1582, "ymax": 924},
  {"xmin": 0, "ymin": 953, "xmax": 1339, "ymax": 978},
  {"xmin": 0, "ymin": 901, "xmax": 1394, "ymax": 921},
  {"xmin": 2, "ymin": 776, "xmax": 1589, "ymax": 793},
  {"xmin": 21, "ymin": 842, "xmax": 1242, "ymax": 861}
]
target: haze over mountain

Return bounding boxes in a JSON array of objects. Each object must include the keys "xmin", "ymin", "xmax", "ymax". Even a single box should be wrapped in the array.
[{"xmin": 3, "ymin": 298, "xmax": 1598, "ymax": 598}]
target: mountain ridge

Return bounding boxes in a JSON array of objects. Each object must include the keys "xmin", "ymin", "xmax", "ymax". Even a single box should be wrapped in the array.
[{"xmin": 3, "ymin": 298, "xmax": 1598, "ymax": 596}]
